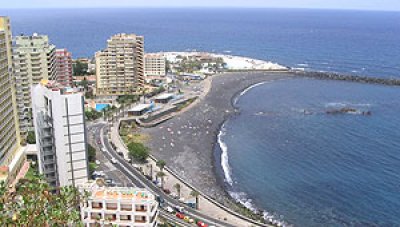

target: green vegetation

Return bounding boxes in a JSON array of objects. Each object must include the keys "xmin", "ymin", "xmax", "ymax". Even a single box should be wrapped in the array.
[
  {"xmin": 0, "ymin": 173, "xmax": 84, "ymax": 226},
  {"xmin": 85, "ymin": 110, "xmax": 102, "ymax": 121},
  {"xmin": 127, "ymin": 142, "xmax": 149, "ymax": 162},
  {"xmin": 73, "ymin": 60, "xmax": 88, "ymax": 76},
  {"xmin": 173, "ymin": 183, "xmax": 181, "ymax": 198},
  {"xmin": 156, "ymin": 160, "xmax": 166, "ymax": 171},
  {"xmin": 27, "ymin": 131, "xmax": 36, "ymax": 144},
  {"xmin": 175, "ymin": 97, "xmax": 197, "ymax": 111},
  {"xmin": 156, "ymin": 171, "xmax": 166, "ymax": 189},
  {"xmin": 117, "ymin": 95, "xmax": 139, "ymax": 104},
  {"xmin": 87, "ymin": 144, "xmax": 97, "ymax": 175},
  {"xmin": 190, "ymin": 190, "xmax": 200, "ymax": 209}
]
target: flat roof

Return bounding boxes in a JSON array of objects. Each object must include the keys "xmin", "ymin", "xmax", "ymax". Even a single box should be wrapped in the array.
[
  {"xmin": 93, "ymin": 188, "xmax": 153, "ymax": 201},
  {"xmin": 129, "ymin": 103, "xmax": 152, "ymax": 112},
  {"xmin": 155, "ymin": 93, "xmax": 175, "ymax": 100}
]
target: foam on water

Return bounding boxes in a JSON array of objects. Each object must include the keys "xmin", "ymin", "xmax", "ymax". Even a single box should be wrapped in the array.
[{"xmin": 217, "ymin": 124, "xmax": 233, "ymax": 186}]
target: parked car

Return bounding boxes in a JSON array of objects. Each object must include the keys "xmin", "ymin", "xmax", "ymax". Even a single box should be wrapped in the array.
[
  {"xmin": 111, "ymin": 158, "xmax": 117, "ymax": 164},
  {"xmin": 174, "ymin": 206, "xmax": 185, "ymax": 213},
  {"xmin": 165, "ymin": 206, "xmax": 174, "ymax": 213},
  {"xmin": 163, "ymin": 188, "xmax": 171, "ymax": 194},
  {"xmin": 176, "ymin": 213, "xmax": 184, "ymax": 219},
  {"xmin": 95, "ymin": 160, "xmax": 101, "ymax": 165}
]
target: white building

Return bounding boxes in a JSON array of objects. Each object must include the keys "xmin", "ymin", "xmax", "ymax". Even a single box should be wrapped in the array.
[
  {"xmin": 80, "ymin": 180, "xmax": 158, "ymax": 227},
  {"xmin": 32, "ymin": 80, "xmax": 88, "ymax": 187},
  {"xmin": 144, "ymin": 54, "xmax": 166, "ymax": 78}
]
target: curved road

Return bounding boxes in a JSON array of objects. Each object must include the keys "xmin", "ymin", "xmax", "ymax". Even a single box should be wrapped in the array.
[{"xmin": 88, "ymin": 122, "xmax": 236, "ymax": 227}]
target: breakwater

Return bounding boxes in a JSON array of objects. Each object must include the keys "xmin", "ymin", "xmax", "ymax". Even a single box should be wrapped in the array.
[{"xmin": 292, "ymin": 70, "xmax": 400, "ymax": 86}]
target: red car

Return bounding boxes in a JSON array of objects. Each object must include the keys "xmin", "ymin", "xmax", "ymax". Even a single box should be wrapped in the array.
[
  {"xmin": 197, "ymin": 221, "xmax": 208, "ymax": 227},
  {"xmin": 176, "ymin": 213, "xmax": 185, "ymax": 219}
]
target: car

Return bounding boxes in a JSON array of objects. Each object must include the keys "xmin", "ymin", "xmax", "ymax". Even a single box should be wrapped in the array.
[
  {"xmin": 97, "ymin": 140, "xmax": 101, "ymax": 145},
  {"xmin": 176, "ymin": 213, "xmax": 184, "ymax": 219},
  {"xmin": 164, "ymin": 206, "xmax": 174, "ymax": 213},
  {"xmin": 95, "ymin": 160, "xmax": 101, "ymax": 165},
  {"xmin": 110, "ymin": 158, "xmax": 117, "ymax": 164},
  {"xmin": 174, "ymin": 206, "xmax": 184, "ymax": 213},
  {"xmin": 101, "ymin": 148, "xmax": 106, "ymax": 152},
  {"xmin": 163, "ymin": 188, "xmax": 171, "ymax": 194}
]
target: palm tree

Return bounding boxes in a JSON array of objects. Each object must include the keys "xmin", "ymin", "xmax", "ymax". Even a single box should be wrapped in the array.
[
  {"xmin": 156, "ymin": 171, "xmax": 166, "ymax": 189},
  {"xmin": 156, "ymin": 160, "xmax": 166, "ymax": 171},
  {"xmin": 190, "ymin": 190, "xmax": 200, "ymax": 209},
  {"xmin": 173, "ymin": 183, "xmax": 181, "ymax": 198}
]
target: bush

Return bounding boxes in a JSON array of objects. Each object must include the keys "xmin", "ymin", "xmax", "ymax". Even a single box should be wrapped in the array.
[
  {"xmin": 128, "ymin": 142, "xmax": 149, "ymax": 162},
  {"xmin": 27, "ymin": 131, "xmax": 36, "ymax": 144},
  {"xmin": 88, "ymin": 144, "xmax": 96, "ymax": 162}
]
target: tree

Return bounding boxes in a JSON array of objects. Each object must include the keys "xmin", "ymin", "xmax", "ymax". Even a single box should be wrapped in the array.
[
  {"xmin": 173, "ymin": 183, "xmax": 181, "ymax": 198},
  {"xmin": 0, "ymin": 174, "xmax": 84, "ymax": 226},
  {"xmin": 73, "ymin": 60, "xmax": 88, "ymax": 76},
  {"xmin": 88, "ymin": 144, "xmax": 96, "ymax": 162},
  {"xmin": 27, "ymin": 131, "xmax": 36, "ymax": 144},
  {"xmin": 156, "ymin": 160, "xmax": 166, "ymax": 171},
  {"xmin": 89, "ymin": 162, "xmax": 97, "ymax": 175},
  {"xmin": 156, "ymin": 171, "xmax": 166, "ymax": 189},
  {"xmin": 128, "ymin": 142, "xmax": 149, "ymax": 162},
  {"xmin": 190, "ymin": 190, "xmax": 200, "ymax": 209}
]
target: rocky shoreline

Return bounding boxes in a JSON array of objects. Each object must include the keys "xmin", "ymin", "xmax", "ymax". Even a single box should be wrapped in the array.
[{"xmin": 141, "ymin": 72, "xmax": 293, "ymax": 209}]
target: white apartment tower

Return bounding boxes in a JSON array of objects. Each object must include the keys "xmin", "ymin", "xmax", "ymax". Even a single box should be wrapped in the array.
[
  {"xmin": 32, "ymin": 81, "xmax": 89, "ymax": 187},
  {"xmin": 13, "ymin": 33, "xmax": 57, "ymax": 138},
  {"xmin": 95, "ymin": 33, "xmax": 144, "ymax": 97}
]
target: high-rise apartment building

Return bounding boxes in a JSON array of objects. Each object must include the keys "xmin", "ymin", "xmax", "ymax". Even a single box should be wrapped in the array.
[
  {"xmin": 55, "ymin": 48, "xmax": 73, "ymax": 86},
  {"xmin": 95, "ymin": 33, "xmax": 144, "ymax": 97},
  {"xmin": 32, "ymin": 80, "xmax": 88, "ymax": 187},
  {"xmin": 144, "ymin": 54, "xmax": 166, "ymax": 78},
  {"xmin": 13, "ymin": 33, "xmax": 57, "ymax": 138},
  {"xmin": 0, "ymin": 16, "xmax": 28, "ymax": 185}
]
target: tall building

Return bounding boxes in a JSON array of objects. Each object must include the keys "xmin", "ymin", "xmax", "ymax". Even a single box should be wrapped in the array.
[
  {"xmin": 32, "ymin": 80, "xmax": 88, "ymax": 187},
  {"xmin": 55, "ymin": 48, "xmax": 73, "ymax": 86},
  {"xmin": 144, "ymin": 54, "xmax": 166, "ymax": 78},
  {"xmin": 0, "ymin": 16, "xmax": 28, "ymax": 185},
  {"xmin": 95, "ymin": 33, "xmax": 144, "ymax": 97},
  {"xmin": 13, "ymin": 33, "xmax": 57, "ymax": 138},
  {"xmin": 80, "ymin": 180, "xmax": 159, "ymax": 227}
]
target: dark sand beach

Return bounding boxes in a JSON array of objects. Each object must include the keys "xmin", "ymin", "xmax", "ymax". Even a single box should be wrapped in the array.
[{"xmin": 141, "ymin": 72, "xmax": 293, "ymax": 202}]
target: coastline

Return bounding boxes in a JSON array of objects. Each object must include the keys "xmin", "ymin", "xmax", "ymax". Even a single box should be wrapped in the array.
[{"xmin": 140, "ymin": 72, "xmax": 294, "ymax": 216}]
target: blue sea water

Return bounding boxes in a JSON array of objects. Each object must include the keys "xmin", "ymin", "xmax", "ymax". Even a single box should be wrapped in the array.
[
  {"xmin": 2, "ymin": 8, "xmax": 400, "ymax": 78},
  {"xmin": 3, "ymin": 8, "xmax": 400, "ymax": 226},
  {"xmin": 219, "ymin": 78, "xmax": 400, "ymax": 226}
]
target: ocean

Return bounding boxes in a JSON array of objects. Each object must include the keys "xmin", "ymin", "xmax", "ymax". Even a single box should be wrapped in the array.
[{"xmin": 3, "ymin": 8, "xmax": 400, "ymax": 226}]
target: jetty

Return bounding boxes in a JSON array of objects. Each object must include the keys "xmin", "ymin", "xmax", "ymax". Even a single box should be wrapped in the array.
[{"xmin": 292, "ymin": 70, "xmax": 400, "ymax": 86}]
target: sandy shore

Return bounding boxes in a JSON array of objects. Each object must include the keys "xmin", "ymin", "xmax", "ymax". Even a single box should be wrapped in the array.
[{"xmin": 141, "ymin": 72, "xmax": 293, "ymax": 203}]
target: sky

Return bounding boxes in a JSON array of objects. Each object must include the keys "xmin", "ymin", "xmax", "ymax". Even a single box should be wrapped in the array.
[{"xmin": 2, "ymin": 0, "xmax": 400, "ymax": 11}]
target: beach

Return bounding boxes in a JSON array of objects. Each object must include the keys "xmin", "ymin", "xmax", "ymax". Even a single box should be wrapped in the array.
[{"xmin": 141, "ymin": 72, "xmax": 293, "ymax": 203}]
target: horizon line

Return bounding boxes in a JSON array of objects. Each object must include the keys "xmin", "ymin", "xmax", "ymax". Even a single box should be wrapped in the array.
[{"xmin": 2, "ymin": 6, "xmax": 400, "ymax": 13}]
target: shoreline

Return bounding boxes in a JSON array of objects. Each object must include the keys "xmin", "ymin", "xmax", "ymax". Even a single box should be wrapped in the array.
[{"xmin": 140, "ymin": 72, "xmax": 294, "ymax": 222}]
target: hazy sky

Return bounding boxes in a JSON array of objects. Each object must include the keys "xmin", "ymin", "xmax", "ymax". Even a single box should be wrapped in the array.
[{"xmin": 2, "ymin": 0, "xmax": 400, "ymax": 11}]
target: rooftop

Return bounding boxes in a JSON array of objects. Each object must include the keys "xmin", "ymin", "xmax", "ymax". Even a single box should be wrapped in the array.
[
  {"xmin": 154, "ymin": 93, "xmax": 175, "ymax": 100},
  {"xmin": 129, "ymin": 103, "xmax": 152, "ymax": 112}
]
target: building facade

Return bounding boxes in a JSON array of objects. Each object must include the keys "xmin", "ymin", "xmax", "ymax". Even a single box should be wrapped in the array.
[
  {"xmin": 80, "ymin": 180, "xmax": 158, "ymax": 227},
  {"xmin": 13, "ymin": 33, "xmax": 57, "ymax": 138},
  {"xmin": 0, "ymin": 16, "xmax": 28, "ymax": 185},
  {"xmin": 55, "ymin": 48, "xmax": 73, "ymax": 86},
  {"xmin": 32, "ymin": 80, "xmax": 88, "ymax": 187},
  {"xmin": 144, "ymin": 54, "xmax": 166, "ymax": 78},
  {"xmin": 95, "ymin": 33, "xmax": 144, "ymax": 97}
]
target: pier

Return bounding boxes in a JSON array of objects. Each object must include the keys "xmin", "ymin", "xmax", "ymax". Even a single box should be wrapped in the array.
[{"xmin": 292, "ymin": 70, "xmax": 400, "ymax": 86}]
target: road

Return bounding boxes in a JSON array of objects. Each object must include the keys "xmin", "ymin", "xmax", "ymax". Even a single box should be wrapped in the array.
[{"xmin": 88, "ymin": 122, "xmax": 236, "ymax": 227}]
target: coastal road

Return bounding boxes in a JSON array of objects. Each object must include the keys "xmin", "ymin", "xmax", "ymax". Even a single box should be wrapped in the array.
[{"xmin": 88, "ymin": 122, "xmax": 238, "ymax": 227}]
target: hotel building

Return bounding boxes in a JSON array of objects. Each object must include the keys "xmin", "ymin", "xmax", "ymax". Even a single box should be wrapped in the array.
[
  {"xmin": 55, "ymin": 48, "xmax": 73, "ymax": 86},
  {"xmin": 95, "ymin": 33, "xmax": 144, "ymax": 97},
  {"xmin": 13, "ymin": 33, "xmax": 57, "ymax": 138},
  {"xmin": 80, "ymin": 180, "xmax": 158, "ymax": 227},
  {"xmin": 32, "ymin": 80, "xmax": 88, "ymax": 187},
  {"xmin": 0, "ymin": 16, "xmax": 29, "ymax": 186},
  {"xmin": 144, "ymin": 54, "xmax": 166, "ymax": 78}
]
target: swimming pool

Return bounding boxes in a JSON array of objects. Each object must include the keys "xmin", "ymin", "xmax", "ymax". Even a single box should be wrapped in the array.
[{"xmin": 95, "ymin": 103, "xmax": 110, "ymax": 112}]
